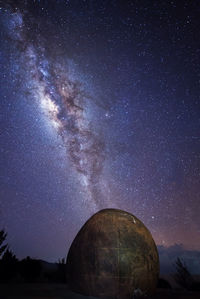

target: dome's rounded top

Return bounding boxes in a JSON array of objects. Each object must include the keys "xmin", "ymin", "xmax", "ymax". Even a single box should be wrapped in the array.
[{"xmin": 79, "ymin": 208, "xmax": 154, "ymax": 250}]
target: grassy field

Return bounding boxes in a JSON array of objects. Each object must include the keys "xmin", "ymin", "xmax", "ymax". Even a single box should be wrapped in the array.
[{"xmin": 0, "ymin": 283, "xmax": 200, "ymax": 299}]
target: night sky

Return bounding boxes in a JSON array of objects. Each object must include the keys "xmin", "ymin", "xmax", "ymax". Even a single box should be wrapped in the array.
[{"xmin": 0, "ymin": 0, "xmax": 200, "ymax": 262}]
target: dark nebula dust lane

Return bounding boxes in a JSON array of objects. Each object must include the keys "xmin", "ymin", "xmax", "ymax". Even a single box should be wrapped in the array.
[{"xmin": 0, "ymin": 0, "xmax": 200, "ymax": 261}]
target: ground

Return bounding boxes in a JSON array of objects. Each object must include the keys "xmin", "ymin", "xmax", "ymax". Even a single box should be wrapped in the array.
[{"xmin": 0, "ymin": 284, "xmax": 200, "ymax": 299}]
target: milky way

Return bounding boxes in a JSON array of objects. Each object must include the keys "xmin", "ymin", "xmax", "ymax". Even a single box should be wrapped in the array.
[{"xmin": 3, "ymin": 3, "xmax": 106, "ymax": 210}]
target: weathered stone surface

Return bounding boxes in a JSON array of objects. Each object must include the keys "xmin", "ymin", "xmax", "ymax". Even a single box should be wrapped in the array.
[{"xmin": 67, "ymin": 209, "xmax": 159, "ymax": 299}]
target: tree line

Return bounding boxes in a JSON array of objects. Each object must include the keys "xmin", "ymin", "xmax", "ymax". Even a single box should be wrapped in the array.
[
  {"xmin": 1, "ymin": 229, "xmax": 200, "ymax": 290},
  {"xmin": 0, "ymin": 229, "xmax": 67, "ymax": 283}
]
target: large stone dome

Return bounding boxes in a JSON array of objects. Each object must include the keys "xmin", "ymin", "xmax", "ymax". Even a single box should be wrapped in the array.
[{"xmin": 67, "ymin": 209, "xmax": 159, "ymax": 298}]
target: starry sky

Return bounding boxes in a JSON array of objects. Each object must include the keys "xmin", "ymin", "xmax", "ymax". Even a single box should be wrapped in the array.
[{"xmin": 0, "ymin": 0, "xmax": 200, "ymax": 262}]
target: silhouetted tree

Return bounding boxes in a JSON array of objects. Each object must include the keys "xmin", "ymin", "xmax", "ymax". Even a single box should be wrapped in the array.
[
  {"xmin": 173, "ymin": 257, "xmax": 194, "ymax": 289},
  {"xmin": 173, "ymin": 257, "xmax": 200, "ymax": 291},
  {"xmin": 0, "ymin": 230, "xmax": 7, "ymax": 258},
  {"xmin": 57, "ymin": 257, "xmax": 67, "ymax": 283},
  {"xmin": 0, "ymin": 249, "xmax": 18, "ymax": 281},
  {"xmin": 58, "ymin": 257, "xmax": 67, "ymax": 264}
]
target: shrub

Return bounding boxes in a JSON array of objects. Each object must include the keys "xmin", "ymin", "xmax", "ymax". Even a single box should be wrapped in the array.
[{"xmin": 173, "ymin": 257, "xmax": 194, "ymax": 290}]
